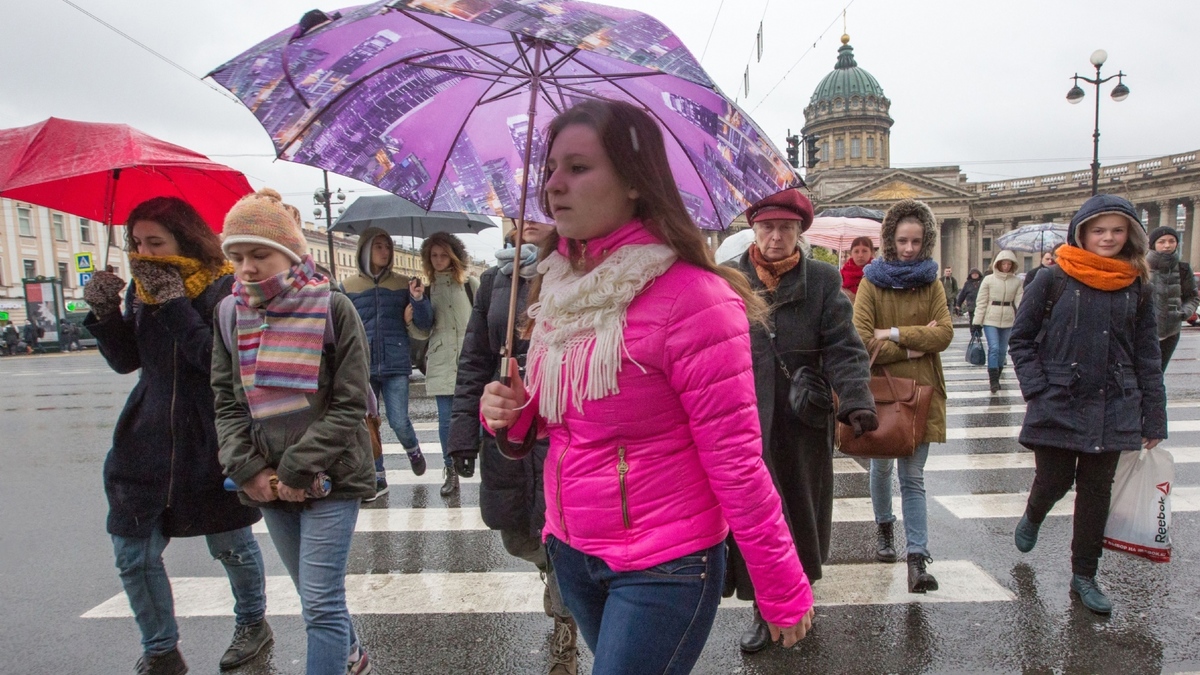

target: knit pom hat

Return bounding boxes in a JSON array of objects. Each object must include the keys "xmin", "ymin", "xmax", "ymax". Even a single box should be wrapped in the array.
[{"xmin": 222, "ymin": 188, "xmax": 305, "ymax": 263}]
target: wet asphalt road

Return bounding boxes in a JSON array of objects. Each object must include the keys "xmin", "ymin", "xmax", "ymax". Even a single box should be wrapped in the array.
[{"xmin": 2, "ymin": 327, "xmax": 1200, "ymax": 674}]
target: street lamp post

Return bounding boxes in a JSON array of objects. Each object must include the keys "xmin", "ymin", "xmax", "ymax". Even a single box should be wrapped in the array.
[
  {"xmin": 1066, "ymin": 49, "xmax": 1130, "ymax": 196},
  {"xmin": 312, "ymin": 169, "xmax": 346, "ymax": 278}
]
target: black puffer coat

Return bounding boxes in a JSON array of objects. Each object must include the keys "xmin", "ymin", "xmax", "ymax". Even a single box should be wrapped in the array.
[
  {"xmin": 1010, "ymin": 265, "xmax": 1167, "ymax": 453},
  {"xmin": 725, "ymin": 250, "xmax": 873, "ymax": 589},
  {"xmin": 448, "ymin": 266, "xmax": 548, "ymax": 535},
  {"xmin": 87, "ymin": 276, "xmax": 260, "ymax": 539}
]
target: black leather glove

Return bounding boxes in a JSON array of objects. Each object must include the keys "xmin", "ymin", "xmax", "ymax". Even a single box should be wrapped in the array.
[
  {"xmin": 453, "ymin": 455, "xmax": 475, "ymax": 478},
  {"xmin": 848, "ymin": 409, "xmax": 879, "ymax": 438},
  {"xmin": 83, "ymin": 271, "xmax": 126, "ymax": 318}
]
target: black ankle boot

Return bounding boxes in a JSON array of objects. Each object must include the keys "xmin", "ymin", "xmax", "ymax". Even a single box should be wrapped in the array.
[
  {"xmin": 876, "ymin": 522, "xmax": 898, "ymax": 563},
  {"xmin": 440, "ymin": 466, "xmax": 459, "ymax": 497},
  {"xmin": 988, "ymin": 368, "xmax": 1000, "ymax": 394},
  {"xmin": 907, "ymin": 553, "xmax": 938, "ymax": 593},
  {"xmin": 739, "ymin": 604, "xmax": 771, "ymax": 653}
]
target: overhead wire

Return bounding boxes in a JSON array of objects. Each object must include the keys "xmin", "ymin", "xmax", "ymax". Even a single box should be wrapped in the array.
[
  {"xmin": 748, "ymin": 0, "xmax": 856, "ymax": 114},
  {"xmin": 698, "ymin": 0, "xmax": 726, "ymax": 66},
  {"xmin": 59, "ymin": 0, "xmax": 243, "ymax": 105}
]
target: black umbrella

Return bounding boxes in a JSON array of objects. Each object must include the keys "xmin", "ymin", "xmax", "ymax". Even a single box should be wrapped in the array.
[
  {"xmin": 815, "ymin": 206, "xmax": 885, "ymax": 222},
  {"xmin": 331, "ymin": 194, "xmax": 496, "ymax": 239}
]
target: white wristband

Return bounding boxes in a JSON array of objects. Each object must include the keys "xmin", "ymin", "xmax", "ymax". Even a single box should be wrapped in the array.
[{"xmin": 890, "ymin": 327, "xmax": 901, "ymax": 343}]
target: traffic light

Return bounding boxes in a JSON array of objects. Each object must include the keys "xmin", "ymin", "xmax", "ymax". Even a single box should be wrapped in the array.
[
  {"xmin": 805, "ymin": 134, "xmax": 821, "ymax": 169},
  {"xmin": 785, "ymin": 132, "xmax": 800, "ymax": 169}
]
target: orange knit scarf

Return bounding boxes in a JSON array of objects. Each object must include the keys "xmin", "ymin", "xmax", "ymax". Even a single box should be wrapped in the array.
[
  {"xmin": 749, "ymin": 245, "xmax": 801, "ymax": 291},
  {"xmin": 1055, "ymin": 245, "xmax": 1138, "ymax": 291}
]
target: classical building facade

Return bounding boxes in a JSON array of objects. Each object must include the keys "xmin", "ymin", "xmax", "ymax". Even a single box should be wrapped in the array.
[{"xmin": 801, "ymin": 36, "xmax": 1200, "ymax": 278}]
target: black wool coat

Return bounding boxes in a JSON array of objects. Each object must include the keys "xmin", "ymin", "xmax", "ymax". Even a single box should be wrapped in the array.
[
  {"xmin": 1010, "ymin": 266, "xmax": 1167, "ymax": 453},
  {"xmin": 725, "ymin": 250, "xmax": 874, "ymax": 591},
  {"xmin": 448, "ymin": 265, "xmax": 548, "ymax": 536},
  {"xmin": 86, "ymin": 276, "xmax": 261, "ymax": 539}
]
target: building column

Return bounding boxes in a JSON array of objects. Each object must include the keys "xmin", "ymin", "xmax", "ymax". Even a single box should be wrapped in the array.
[
  {"xmin": 960, "ymin": 220, "xmax": 969, "ymax": 278},
  {"xmin": 932, "ymin": 218, "xmax": 944, "ymax": 271},
  {"xmin": 1187, "ymin": 199, "xmax": 1200, "ymax": 269}
]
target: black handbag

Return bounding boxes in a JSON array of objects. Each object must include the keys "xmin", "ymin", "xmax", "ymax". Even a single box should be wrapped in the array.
[
  {"xmin": 966, "ymin": 334, "xmax": 985, "ymax": 366},
  {"xmin": 771, "ymin": 337, "xmax": 834, "ymax": 428}
]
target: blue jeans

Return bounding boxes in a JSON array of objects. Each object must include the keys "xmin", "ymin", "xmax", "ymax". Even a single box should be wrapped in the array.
[
  {"xmin": 436, "ymin": 394, "xmax": 454, "ymax": 467},
  {"xmin": 982, "ymin": 325, "xmax": 1012, "ymax": 370},
  {"xmin": 372, "ymin": 375, "xmax": 420, "ymax": 451},
  {"xmin": 111, "ymin": 523, "xmax": 266, "ymax": 655},
  {"xmin": 870, "ymin": 442, "xmax": 931, "ymax": 557},
  {"xmin": 546, "ymin": 535, "xmax": 725, "ymax": 675},
  {"xmin": 261, "ymin": 498, "xmax": 360, "ymax": 675}
]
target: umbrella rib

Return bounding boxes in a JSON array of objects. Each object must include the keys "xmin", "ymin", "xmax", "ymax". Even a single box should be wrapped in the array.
[
  {"xmin": 393, "ymin": 7, "xmax": 529, "ymax": 76},
  {"xmin": 424, "ymin": 46, "xmax": 529, "ymax": 214}
]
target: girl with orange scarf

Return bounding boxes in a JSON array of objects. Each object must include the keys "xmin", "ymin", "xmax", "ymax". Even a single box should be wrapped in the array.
[{"xmin": 1009, "ymin": 194, "xmax": 1167, "ymax": 616}]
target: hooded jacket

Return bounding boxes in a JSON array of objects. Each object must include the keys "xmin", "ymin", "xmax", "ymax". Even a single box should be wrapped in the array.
[
  {"xmin": 1147, "ymin": 252, "xmax": 1198, "ymax": 340},
  {"xmin": 852, "ymin": 199, "xmax": 954, "ymax": 444},
  {"xmin": 956, "ymin": 269, "xmax": 983, "ymax": 311},
  {"xmin": 973, "ymin": 250, "xmax": 1024, "ymax": 328},
  {"xmin": 1010, "ymin": 195, "xmax": 1166, "ymax": 452},
  {"xmin": 496, "ymin": 221, "xmax": 813, "ymax": 627},
  {"xmin": 342, "ymin": 228, "xmax": 432, "ymax": 378}
]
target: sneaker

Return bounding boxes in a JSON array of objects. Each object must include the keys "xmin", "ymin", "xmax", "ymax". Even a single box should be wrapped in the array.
[
  {"xmin": 407, "ymin": 447, "xmax": 427, "ymax": 477},
  {"xmin": 135, "ymin": 647, "xmax": 188, "ymax": 675},
  {"xmin": 347, "ymin": 643, "xmax": 374, "ymax": 674},
  {"xmin": 374, "ymin": 471, "xmax": 390, "ymax": 497},
  {"xmin": 220, "ymin": 620, "xmax": 273, "ymax": 670}
]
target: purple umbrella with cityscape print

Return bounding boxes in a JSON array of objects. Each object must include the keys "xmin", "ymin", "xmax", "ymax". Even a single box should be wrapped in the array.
[
  {"xmin": 208, "ymin": 0, "xmax": 799, "ymax": 231},
  {"xmin": 209, "ymin": 0, "xmax": 800, "ymax": 456}
]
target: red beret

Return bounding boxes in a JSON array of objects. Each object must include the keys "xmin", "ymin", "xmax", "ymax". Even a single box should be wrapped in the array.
[{"xmin": 746, "ymin": 189, "xmax": 815, "ymax": 232}]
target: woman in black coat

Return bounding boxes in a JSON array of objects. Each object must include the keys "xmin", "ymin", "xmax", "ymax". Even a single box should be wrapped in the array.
[
  {"xmin": 446, "ymin": 221, "xmax": 578, "ymax": 674},
  {"xmin": 956, "ymin": 268, "xmax": 984, "ymax": 330},
  {"xmin": 83, "ymin": 197, "xmax": 268, "ymax": 673},
  {"xmin": 1010, "ymin": 194, "xmax": 1166, "ymax": 616},
  {"xmin": 728, "ymin": 190, "xmax": 876, "ymax": 653}
]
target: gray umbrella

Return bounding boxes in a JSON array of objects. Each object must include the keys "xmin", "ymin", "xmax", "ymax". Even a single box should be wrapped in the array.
[
  {"xmin": 815, "ymin": 206, "xmax": 885, "ymax": 222},
  {"xmin": 331, "ymin": 194, "xmax": 495, "ymax": 238}
]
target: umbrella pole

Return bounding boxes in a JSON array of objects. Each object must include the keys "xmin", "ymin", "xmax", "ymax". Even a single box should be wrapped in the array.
[
  {"xmin": 495, "ymin": 40, "xmax": 544, "ymax": 461},
  {"xmin": 102, "ymin": 169, "xmax": 121, "ymax": 271}
]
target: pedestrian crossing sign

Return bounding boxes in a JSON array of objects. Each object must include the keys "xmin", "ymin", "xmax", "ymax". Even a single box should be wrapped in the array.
[{"xmin": 74, "ymin": 253, "xmax": 95, "ymax": 273}]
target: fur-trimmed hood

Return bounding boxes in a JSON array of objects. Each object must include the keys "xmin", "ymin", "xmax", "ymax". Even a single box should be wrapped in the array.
[{"xmin": 880, "ymin": 199, "xmax": 937, "ymax": 261}]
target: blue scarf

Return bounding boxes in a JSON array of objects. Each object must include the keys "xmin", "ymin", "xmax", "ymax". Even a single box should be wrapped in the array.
[
  {"xmin": 495, "ymin": 243, "xmax": 539, "ymax": 278},
  {"xmin": 862, "ymin": 258, "xmax": 940, "ymax": 290}
]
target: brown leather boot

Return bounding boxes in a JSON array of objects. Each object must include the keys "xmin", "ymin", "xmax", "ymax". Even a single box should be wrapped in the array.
[{"xmin": 548, "ymin": 614, "xmax": 578, "ymax": 675}]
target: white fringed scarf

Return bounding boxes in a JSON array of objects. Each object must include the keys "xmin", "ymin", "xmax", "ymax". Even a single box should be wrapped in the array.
[{"xmin": 525, "ymin": 243, "xmax": 677, "ymax": 423}]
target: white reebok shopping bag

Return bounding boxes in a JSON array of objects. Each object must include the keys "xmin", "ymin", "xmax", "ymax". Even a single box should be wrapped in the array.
[{"xmin": 1102, "ymin": 447, "xmax": 1174, "ymax": 562}]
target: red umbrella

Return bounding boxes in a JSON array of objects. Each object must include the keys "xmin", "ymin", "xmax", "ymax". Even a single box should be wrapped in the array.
[{"xmin": 0, "ymin": 118, "xmax": 253, "ymax": 248}]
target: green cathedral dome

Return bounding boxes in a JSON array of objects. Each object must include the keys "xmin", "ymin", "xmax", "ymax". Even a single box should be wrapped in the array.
[{"xmin": 809, "ymin": 36, "xmax": 886, "ymax": 104}]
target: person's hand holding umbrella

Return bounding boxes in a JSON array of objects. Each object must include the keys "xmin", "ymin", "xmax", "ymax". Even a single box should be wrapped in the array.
[{"xmin": 83, "ymin": 272, "xmax": 127, "ymax": 319}]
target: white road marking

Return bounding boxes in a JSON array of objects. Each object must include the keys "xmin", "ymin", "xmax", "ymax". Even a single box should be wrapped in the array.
[
  {"xmin": 81, "ymin": 560, "xmax": 1013, "ymax": 619},
  {"xmin": 935, "ymin": 486, "xmax": 1200, "ymax": 519},
  {"xmin": 250, "ymin": 508, "xmax": 489, "ymax": 534}
]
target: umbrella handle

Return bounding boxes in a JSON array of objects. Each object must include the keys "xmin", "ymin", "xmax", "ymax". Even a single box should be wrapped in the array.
[{"xmin": 494, "ymin": 369, "xmax": 538, "ymax": 460}]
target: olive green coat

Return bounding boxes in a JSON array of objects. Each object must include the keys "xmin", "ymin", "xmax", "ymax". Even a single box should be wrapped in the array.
[
  {"xmin": 415, "ymin": 271, "xmax": 480, "ymax": 396},
  {"xmin": 852, "ymin": 279, "xmax": 954, "ymax": 443},
  {"xmin": 212, "ymin": 292, "xmax": 376, "ymax": 504}
]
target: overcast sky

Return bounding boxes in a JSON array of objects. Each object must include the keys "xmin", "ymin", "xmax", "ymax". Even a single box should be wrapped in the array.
[{"xmin": 2, "ymin": 0, "xmax": 1196, "ymax": 252}]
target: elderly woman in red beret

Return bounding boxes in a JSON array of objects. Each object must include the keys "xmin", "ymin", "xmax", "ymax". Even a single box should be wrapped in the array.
[{"xmin": 727, "ymin": 189, "xmax": 877, "ymax": 653}]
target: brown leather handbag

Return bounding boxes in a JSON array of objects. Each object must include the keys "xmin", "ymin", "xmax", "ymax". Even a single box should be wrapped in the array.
[{"xmin": 837, "ymin": 342, "xmax": 933, "ymax": 459}]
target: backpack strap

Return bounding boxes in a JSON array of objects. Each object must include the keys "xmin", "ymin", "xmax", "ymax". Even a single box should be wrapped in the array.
[{"xmin": 1034, "ymin": 266, "xmax": 1069, "ymax": 345}]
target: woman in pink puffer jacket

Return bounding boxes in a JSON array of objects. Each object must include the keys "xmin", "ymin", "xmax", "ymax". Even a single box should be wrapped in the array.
[{"xmin": 482, "ymin": 100, "xmax": 814, "ymax": 675}]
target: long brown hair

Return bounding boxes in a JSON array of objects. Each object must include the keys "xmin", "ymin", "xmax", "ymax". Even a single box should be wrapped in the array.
[
  {"xmin": 527, "ymin": 99, "xmax": 768, "ymax": 326},
  {"xmin": 125, "ymin": 196, "xmax": 227, "ymax": 273},
  {"xmin": 420, "ymin": 231, "xmax": 467, "ymax": 285}
]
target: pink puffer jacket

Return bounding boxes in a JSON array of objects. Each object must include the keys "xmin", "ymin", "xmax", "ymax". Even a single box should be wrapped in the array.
[{"xmin": 497, "ymin": 221, "xmax": 813, "ymax": 626}]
